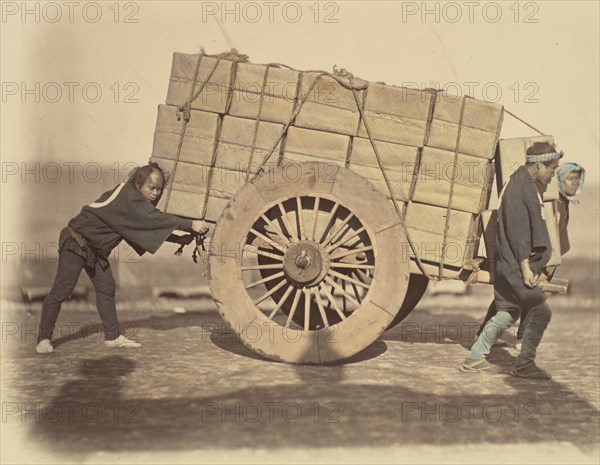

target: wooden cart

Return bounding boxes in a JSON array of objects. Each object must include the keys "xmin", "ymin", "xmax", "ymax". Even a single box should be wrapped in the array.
[{"xmin": 150, "ymin": 50, "xmax": 566, "ymax": 364}]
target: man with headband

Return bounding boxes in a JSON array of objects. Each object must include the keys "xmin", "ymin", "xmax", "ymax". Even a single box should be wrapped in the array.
[
  {"xmin": 475, "ymin": 160, "xmax": 586, "ymax": 350},
  {"xmin": 460, "ymin": 142, "xmax": 562, "ymax": 379}
]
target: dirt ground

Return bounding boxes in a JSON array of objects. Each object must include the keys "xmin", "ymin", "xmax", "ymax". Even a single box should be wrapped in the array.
[{"xmin": 1, "ymin": 257, "xmax": 599, "ymax": 464}]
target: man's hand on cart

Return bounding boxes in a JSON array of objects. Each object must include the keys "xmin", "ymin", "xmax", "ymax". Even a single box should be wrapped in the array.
[{"xmin": 192, "ymin": 220, "xmax": 209, "ymax": 237}]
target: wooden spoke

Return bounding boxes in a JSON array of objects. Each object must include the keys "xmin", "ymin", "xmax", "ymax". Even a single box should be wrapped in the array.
[
  {"xmin": 296, "ymin": 197, "xmax": 306, "ymax": 240},
  {"xmin": 341, "ymin": 279, "xmax": 348, "ymax": 313},
  {"xmin": 268, "ymin": 284, "xmax": 295, "ymax": 319},
  {"xmin": 246, "ymin": 247, "xmax": 285, "ymax": 261},
  {"xmin": 321, "ymin": 212, "xmax": 354, "ymax": 248},
  {"xmin": 245, "ymin": 271, "xmax": 285, "ymax": 290},
  {"xmin": 350, "ymin": 280, "xmax": 362, "ymax": 304},
  {"xmin": 253, "ymin": 279, "xmax": 287, "ymax": 306},
  {"xmin": 318, "ymin": 201, "xmax": 340, "ymax": 244},
  {"xmin": 278, "ymin": 202, "xmax": 299, "ymax": 242},
  {"xmin": 320, "ymin": 283, "xmax": 347, "ymax": 321},
  {"xmin": 311, "ymin": 196, "xmax": 320, "ymax": 241},
  {"xmin": 249, "ymin": 228, "xmax": 286, "ymax": 253},
  {"xmin": 303, "ymin": 288, "xmax": 311, "ymax": 331},
  {"xmin": 326, "ymin": 226, "xmax": 366, "ymax": 253},
  {"xmin": 330, "ymin": 263, "xmax": 375, "ymax": 270},
  {"xmin": 352, "ymin": 269, "xmax": 372, "ymax": 285},
  {"xmin": 313, "ymin": 287, "xmax": 330, "ymax": 328},
  {"xmin": 331, "ymin": 245, "xmax": 374, "ymax": 261},
  {"xmin": 241, "ymin": 263, "xmax": 284, "ymax": 271},
  {"xmin": 324, "ymin": 276, "xmax": 360, "ymax": 307},
  {"xmin": 284, "ymin": 288, "xmax": 303, "ymax": 328},
  {"xmin": 328, "ymin": 269, "xmax": 370, "ymax": 289},
  {"xmin": 260, "ymin": 214, "xmax": 292, "ymax": 245}
]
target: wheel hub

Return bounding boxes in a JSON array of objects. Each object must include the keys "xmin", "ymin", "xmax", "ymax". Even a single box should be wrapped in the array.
[{"xmin": 283, "ymin": 241, "xmax": 326, "ymax": 285}]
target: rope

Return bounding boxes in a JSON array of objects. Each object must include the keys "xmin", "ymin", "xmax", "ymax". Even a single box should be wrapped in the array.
[
  {"xmin": 166, "ymin": 50, "xmax": 512, "ymax": 282},
  {"xmin": 246, "ymin": 65, "xmax": 271, "ymax": 179},
  {"xmin": 165, "ymin": 49, "xmax": 244, "ymax": 212},
  {"xmin": 163, "ymin": 53, "xmax": 205, "ymax": 210},
  {"xmin": 349, "ymin": 77, "xmax": 433, "ymax": 281},
  {"xmin": 251, "ymin": 70, "xmax": 366, "ymax": 178},
  {"xmin": 439, "ymin": 95, "xmax": 470, "ymax": 278},
  {"xmin": 504, "ymin": 109, "xmax": 546, "ymax": 135}
]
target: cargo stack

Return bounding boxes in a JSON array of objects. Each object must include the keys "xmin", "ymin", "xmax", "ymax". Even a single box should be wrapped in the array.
[
  {"xmin": 405, "ymin": 95, "xmax": 503, "ymax": 267},
  {"xmin": 150, "ymin": 51, "xmax": 505, "ymax": 269}
]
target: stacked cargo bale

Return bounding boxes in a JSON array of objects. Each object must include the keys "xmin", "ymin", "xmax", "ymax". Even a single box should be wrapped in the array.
[
  {"xmin": 149, "ymin": 50, "xmax": 504, "ymax": 270},
  {"xmin": 406, "ymin": 95, "xmax": 503, "ymax": 267}
]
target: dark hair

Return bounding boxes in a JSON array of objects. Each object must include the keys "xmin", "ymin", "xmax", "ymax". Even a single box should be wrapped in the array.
[
  {"xmin": 526, "ymin": 142, "xmax": 564, "ymax": 166},
  {"xmin": 128, "ymin": 162, "xmax": 169, "ymax": 188}
]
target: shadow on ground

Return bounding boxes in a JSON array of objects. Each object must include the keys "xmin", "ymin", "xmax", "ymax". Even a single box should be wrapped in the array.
[
  {"xmin": 29, "ymin": 354, "xmax": 599, "ymax": 458},
  {"xmin": 25, "ymin": 309, "xmax": 599, "ymax": 459}
]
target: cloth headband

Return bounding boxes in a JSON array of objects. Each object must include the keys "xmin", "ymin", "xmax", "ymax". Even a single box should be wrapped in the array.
[{"xmin": 526, "ymin": 151, "xmax": 563, "ymax": 163}]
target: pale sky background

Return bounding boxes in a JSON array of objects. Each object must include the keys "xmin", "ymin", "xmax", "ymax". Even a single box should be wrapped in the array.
[
  {"xmin": 1, "ymin": 1, "xmax": 598, "ymax": 245},
  {"xmin": 2, "ymin": 1, "xmax": 598, "ymax": 170}
]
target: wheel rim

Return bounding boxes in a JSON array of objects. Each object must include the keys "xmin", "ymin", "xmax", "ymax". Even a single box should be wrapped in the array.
[
  {"xmin": 244, "ymin": 195, "xmax": 375, "ymax": 331},
  {"xmin": 209, "ymin": 162, "xmax": 410, "ymax": 364}
]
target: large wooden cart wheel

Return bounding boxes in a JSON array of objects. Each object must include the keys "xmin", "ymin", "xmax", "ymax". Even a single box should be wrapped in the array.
[
  {"xmin": 208, "ymin": 162, "xmax": 410, "ymax": 364},
  {"xmin": 385, "ymin": 273, "xmax": 430, "ymax": 330}
]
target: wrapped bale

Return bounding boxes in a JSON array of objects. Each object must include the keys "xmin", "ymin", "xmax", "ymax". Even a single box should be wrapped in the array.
[
  {"xmin": 203, "ymin": 165, "xmax": 249, "ymax": 223},
  {"xmin": 151, "ymin": 104, "xmax": 219, "ymax": 166},
  {"xmin": 404, "ymin": 202, "xmax": 479, "ymax": 267},
  {"xmin": 282, "ymin": 126, "xmax": 350, "ymax": 167},
  {"xmin": 496, "ymin": 135, "xmax": 559, "ymax": 200},
  {"xmin": 357, "ymin": 83, "xmax": 433, "ymax": 147},
  {"xmin": 426, "ymin": 95, "xmax": 504, "ymax": 160},
  {"xmin": 294, "ymin": 73, "xmax": 365, "ymax": 136},
  {"xmin": 412, "ymin": 147, "xmax": 495, "ymax": 214},
  {"xmin": 214, "ymin": 115, "xmax": 284, "ymax": 173},
  {"xmin": 348, "ymin": 138, "xmax": 418, "ymax": 202},
  {"xmin": 229, "ymin": 63, "xmax": 299, "ymax": 125},
  {"xmin": 166, "ymin": 53, "xmax": 233, "ymax": 114}
]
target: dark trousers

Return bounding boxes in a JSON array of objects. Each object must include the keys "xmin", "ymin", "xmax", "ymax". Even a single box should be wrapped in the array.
[
  {"xmin": 38, "ymin": 243, "xmax": 119, "ymax": 342},
  {"xmin": 477, "ymin": 301, "xmax": 528, "ymax": 340}
]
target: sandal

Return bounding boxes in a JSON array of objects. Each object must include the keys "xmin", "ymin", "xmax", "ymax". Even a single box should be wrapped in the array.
[
  {"xmin": 459, "ymin": 358, "xmax": 503, "ymax": 373},
  {"xmin": 511, "ymin": 362, "xmax": 551, "ymax": 380},
  {"xmin": 36, "ymin": 339, "xmax": 54, "ymax": 354},
  {"xmin": 105, "ymin": 335, "xmax": 142, "ymax": 348}
]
